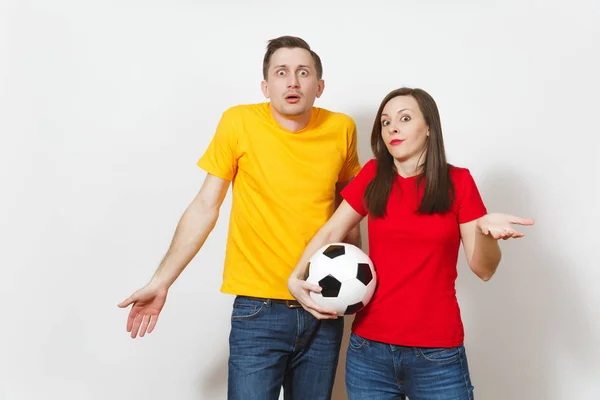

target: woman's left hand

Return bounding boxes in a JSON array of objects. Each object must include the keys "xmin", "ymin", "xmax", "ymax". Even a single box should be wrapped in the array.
[{"xmin": 476, "ymin": 213, "xmax": 535, "ymax": 240}]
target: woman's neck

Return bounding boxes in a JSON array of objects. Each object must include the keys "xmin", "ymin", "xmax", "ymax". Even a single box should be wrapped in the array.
[{"xmin": 393, "ymin": 157, "xmax": 424, "ymax": 178}]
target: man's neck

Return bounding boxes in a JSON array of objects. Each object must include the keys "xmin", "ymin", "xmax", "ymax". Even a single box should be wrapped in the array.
[{"xmin": 269, "ymin": 104, "xmax": 312, "ymax": 133}]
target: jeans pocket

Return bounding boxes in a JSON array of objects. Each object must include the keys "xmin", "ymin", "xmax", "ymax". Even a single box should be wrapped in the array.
[
  {"xmin": 348, "ymin": 332, "xmax": 370, "ymax": 350},
  {"xmin": 231, "ymin": 297, "xmax": 266, "ymax": 320},
  {"xmin": 416, "ymin": 345, "xmax": 462, "ymax": 364}
]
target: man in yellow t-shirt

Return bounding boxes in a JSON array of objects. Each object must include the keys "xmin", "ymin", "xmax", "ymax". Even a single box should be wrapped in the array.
[{"xmin": 119, "ymin": 36, "xmax": 361, "ymax": 400}]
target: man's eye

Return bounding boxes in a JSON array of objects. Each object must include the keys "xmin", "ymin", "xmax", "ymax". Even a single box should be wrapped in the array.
[
  {"xmin": 277, "ymin": 70, "xmax": 285, "ymax": 76},
  {"xmin": 298, "ymin": 70, "xmax": 308, "ymax": 76}
]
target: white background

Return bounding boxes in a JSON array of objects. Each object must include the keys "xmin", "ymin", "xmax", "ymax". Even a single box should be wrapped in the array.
[{"xmin": 1, "ymin": 1, "xmax": 599, "ymax": 399}]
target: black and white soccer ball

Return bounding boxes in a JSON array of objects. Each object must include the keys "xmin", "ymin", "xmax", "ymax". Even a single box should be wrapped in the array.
[{"xmin": 306, "ymin": 242, "xmax": 377, "ymax": 316}]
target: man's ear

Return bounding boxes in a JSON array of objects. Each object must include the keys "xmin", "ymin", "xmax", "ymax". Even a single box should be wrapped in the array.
[
  {"xmin": 316, "ymin": 79, "xmax": 325, "ymax": 98},
  {"xmin": 261, "ymin": 80, "xmax": 269, "ymax": 99}
]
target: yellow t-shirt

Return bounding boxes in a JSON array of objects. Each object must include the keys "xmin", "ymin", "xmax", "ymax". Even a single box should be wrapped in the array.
[{"xmin": 197, "ymin": 102, "xmax": 361, "ymax": 299}]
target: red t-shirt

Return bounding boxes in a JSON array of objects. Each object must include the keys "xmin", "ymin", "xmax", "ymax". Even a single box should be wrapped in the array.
[{"xmin": 341, "ymin": 159, "xmax": 487, "ymax": 347}]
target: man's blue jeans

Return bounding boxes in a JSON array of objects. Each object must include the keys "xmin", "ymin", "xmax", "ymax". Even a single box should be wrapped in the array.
[
  {"xmin": 345, "ymin": 332, "xmax": 475, "ymax": 399},
  {"xmin": 227, "ymin": 296, "xmax": 344, "ymax": 400}
]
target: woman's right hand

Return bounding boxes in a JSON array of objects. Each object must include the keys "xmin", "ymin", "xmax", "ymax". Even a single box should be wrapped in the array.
[{"xmin": 287, "ymin": 277, "xmax": 339, "ymax": 320}]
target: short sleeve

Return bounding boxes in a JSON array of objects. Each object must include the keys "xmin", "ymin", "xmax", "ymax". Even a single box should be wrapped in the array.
[
  {"xmin": 340, "ymin": 159, "xmax": 377, "ymax": 216},
  {"xmin": 455, "ymin": 168, "xmax": 488, "ymax": 224},
  {"xmin": 338, "ymin": 118, "xmax": 362, "ymax": 182},
  {"xmin": 197, "ymin": 110, "xmax": 238, "ymax": 181}
]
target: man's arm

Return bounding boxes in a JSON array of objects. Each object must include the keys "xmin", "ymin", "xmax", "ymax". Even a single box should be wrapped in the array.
[
  {"xmin": 149, "ymin": 173, "xmax": 230, "ymax": 289},
  {"xmin": 335, "ymin": 179, "xmax": 362, "ymax": 248}
]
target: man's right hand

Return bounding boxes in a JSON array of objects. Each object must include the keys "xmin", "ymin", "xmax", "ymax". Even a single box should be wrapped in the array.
[
  {"xmin": 287, "ymin": 277, "xmax": 339, "ymax": 320},
  {"xmin": 118, "ymin": 283, "xmax": 168, "ymax": 338},
  {"xmin": 116, "ymin": 174, "xmax": 230, "ymax": 338}
]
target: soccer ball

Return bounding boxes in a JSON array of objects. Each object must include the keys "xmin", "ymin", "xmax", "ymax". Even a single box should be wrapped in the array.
[{"xmin": 306, "ymin": 242, "xmax": 377, "ymax": 316}]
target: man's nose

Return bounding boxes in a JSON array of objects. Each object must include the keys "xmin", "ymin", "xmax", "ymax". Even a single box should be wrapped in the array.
[{"xmin": 287, "ymin": 74, "xmax": 299, "ymax": 88}]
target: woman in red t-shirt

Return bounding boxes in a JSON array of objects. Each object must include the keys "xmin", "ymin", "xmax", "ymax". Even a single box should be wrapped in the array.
[{"xmin": 288, "ymin": 87, "xmax": 534, "ymax": 399}]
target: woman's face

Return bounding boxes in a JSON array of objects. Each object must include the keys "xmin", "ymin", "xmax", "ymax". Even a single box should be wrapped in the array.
[{"xmin": 380, "ymin": 95, "xmax": 429, "ymax": 165}]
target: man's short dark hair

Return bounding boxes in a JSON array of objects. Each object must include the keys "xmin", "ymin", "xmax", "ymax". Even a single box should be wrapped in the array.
[{"xmin": 262, "ymin": 36, "xmax": 323, "ymax": 80}]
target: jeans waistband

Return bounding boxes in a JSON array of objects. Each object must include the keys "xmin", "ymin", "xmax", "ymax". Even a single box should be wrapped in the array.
[{"xmin": 239, "ymin": 295, "xmax": 302, "ymax": 309}]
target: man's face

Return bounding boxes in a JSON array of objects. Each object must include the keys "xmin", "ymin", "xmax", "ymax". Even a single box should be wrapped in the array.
[{"xmin": 261, "ymin": 47, "xmax": 324, "ymax": 117}]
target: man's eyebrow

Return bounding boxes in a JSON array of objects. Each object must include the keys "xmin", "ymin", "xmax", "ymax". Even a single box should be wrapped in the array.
[{"xmin": 272, "ymin": 64, "xmax": 314, "ymax": 69}]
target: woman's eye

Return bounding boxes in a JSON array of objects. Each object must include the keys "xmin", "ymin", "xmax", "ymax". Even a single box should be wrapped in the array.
[
  {"xmin": 401, "ymin": 116, "xmax": 410, "ymax": 122},
  {"xmin": 382, "ymin": 120, "xmax": 390, "ymax": 126}
]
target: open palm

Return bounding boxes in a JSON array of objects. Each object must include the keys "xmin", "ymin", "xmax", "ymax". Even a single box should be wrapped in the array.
[
  {"xmin": 118, "ymin": 285, "xmax": 168, "ymax": 338},
  {"xmin": 477, "ymin": 213, "xmax": 535, "ymax": 240}
]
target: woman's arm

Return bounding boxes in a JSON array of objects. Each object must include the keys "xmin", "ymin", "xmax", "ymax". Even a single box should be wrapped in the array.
[
  {"xmin": 288, "ymin": 200, "xmax": 364, "ymax": 319},
  {"xmin": 460, "ymin": 213, "xmax": 535, "ymax": 281}
]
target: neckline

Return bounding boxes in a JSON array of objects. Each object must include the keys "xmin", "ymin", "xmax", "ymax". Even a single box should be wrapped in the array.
[
  {"xmin": 396, "ymin": 170, "xmax": 422, "ymax": 181},
  {"xmin": 266, "ymin": 103, "xmax": 319, "ymax": 134},
  {"xmin": 397, "ymin": 174, "xmax": 420, "ymax": 185}
]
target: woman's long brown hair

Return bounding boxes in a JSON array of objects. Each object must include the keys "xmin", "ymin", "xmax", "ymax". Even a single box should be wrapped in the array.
[{"xmin": 364, "ymin": 88, "xmax": 455, "ymax": 218}]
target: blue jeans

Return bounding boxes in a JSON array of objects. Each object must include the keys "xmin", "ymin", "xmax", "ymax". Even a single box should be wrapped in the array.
[
  {"xmin": 227, "ymin": 296, "xmax": 344, "ymax": 400},
  {"xmin": 346, "ymin": 332, "xmax": 475, "ymax": 400}
]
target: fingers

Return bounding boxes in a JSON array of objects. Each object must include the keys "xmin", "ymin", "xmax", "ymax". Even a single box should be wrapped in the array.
[
  {"xmin": 306, "ymin": 308, "xmax": 340, "ymax": 320},
  {"xmin": 130, "ymin": 312, "xmax": 143, "ymax": 338},
  {"xmin": 301, "ymin": 280, "xmax": 322, "ymax": 294},
  {"xmin": 126, "ymin": 309, "xmax": 158, "ymax": 338},
  {"xmin": 288, "ymin": 278, "xmax": 320, "ymax": 300},
  {"xmin": 130, "ymin": 312, "xmax": 154, "ymax": 338},
  {"xmin": 126, "ymin": 308, "xmax": 137, "ymax": 332},
  {"xmin": 501, "ymin": 228, "xmax": 516, "ymax": 239},
  {"xmin": 118, "ymin": 291, "xmax": 153, "ymax": 337},
  {"xmin": 297, "ymin": 295, "xmax": 339, "ymax": 319},
  {"xmin": 147, "ymin": 315, "xmax": 159, "ymax": 334},
  {"xmin": 122, "ymin": 293, "xmax": 141, "ymax": 333},
  {"xmin": 138, "ymin": 314, "xmax": 151, "ymax": 337},
  {"xmin": 289, "ymin": 279, "xmax": 332, "ymax": 312},
  {"xmin": 301, "ymin": 298, "xmax": 340, "ymax": 320},
  {"xmin": 509, "ymin": 216, "xmax": 535, "ymax": 226},
  {"xmin": 492, "ymin": 228, "xmax": 525, "ymax": 240},
  {"xmin": 117, "ymin": 295, "xmax": 135, "ymax": 308},
  {"xmin": 480, "ymin": 214, "xmax": 535, "ymax": 239},
  {"xmin": 305, "ymin": 301, "xmax": 339, "ymax": 318},
  {"xmin": 291, "ymin": 284, "xmax": 338, "ymax": 319}
]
